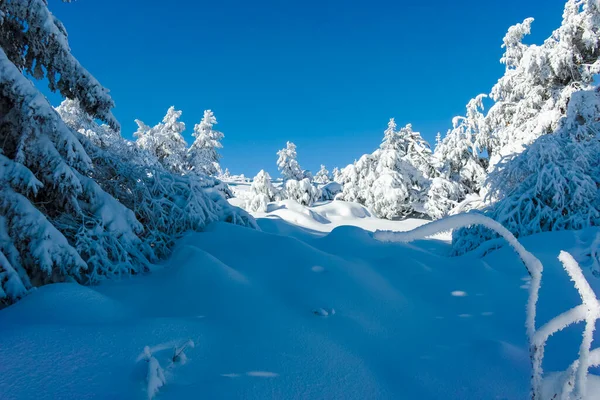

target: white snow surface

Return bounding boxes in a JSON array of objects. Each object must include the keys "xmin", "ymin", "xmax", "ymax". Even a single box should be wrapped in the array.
[{"xmin": 1, "ymin": 200, "xmax": 599, "ymax": 399}]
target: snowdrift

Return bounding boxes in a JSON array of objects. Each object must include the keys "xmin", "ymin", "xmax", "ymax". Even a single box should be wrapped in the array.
[{"xmin": 1, "ymin": 208, "xmax": 599, "ymax": 399}]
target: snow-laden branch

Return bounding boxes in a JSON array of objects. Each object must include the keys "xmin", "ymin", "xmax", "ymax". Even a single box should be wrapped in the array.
[
  {"xmin": 554, "ymin": 251, "xmax": 600, "ymax": 400},
  {"xmin": 375, "ymin": 215, "xmax": 600, "ymax": 399},
  {"xmin": 374, "ymin": 213, "xmax": 543, "ymax": 339}
]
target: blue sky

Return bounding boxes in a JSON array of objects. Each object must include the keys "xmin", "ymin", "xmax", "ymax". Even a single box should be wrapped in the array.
[{"xmin": 45, "ymin": 0, "xmax": 566, "ymax": 177}]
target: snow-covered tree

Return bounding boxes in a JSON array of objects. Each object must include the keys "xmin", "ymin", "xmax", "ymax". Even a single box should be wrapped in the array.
[
  {"xmin": 427, "ymin": 95, "xmax": 489, "ymax": 219},
  {"xmin": 424, "ymin": 177, "xmax": 467, "ymax": 220},
  {"xmin": 276, "ymin": 141, "xmax": 303, "ymax": 181},
  {"xmin": 453, "ymin": 0, "xmax": 600, "ymax": 253},
  {"xmin": 479, "ymin": 2, "xmax": 600, "ymax": 170},
  {"xmin": 246, "ymin": 170, "xmax": 278, "ymax": 212},
  {"xmin": 135, "ymin": 106, "xmax": 188, "ymax": 173},
  {"xmin": 398, "ymin": 123, "xmax": 437, "ymax": 179},
  {"xmin": 337, "ymin": 119, "xmax": 430, "ymax": 219},
  {"xmin": 188, "ymin": 110, "xmax": 224, "ymax": 176},
  {"xmin": 454, "ymin": 87, "xmax": 600, "ymax": 254},
  {"xmin": 314, "ymin": 165, "xmax": 331, "ymax": 184},
  {"xmin": 0, "ymin": 0, "xmax": 133, "ymax": 304},
  {"xmin": 332, "ymin": 167, "xmax": 342, "ymax": 183},
  {"xmin": 284, "ymin": 178, "xmax": 320, "ymax": 206},
  {"xmin": 221, "ymin": 168, "xmax": 232, "ymax": 180},
  {"xmin": 435, "ymin": 95, "xmax": 487, "ymax": 193},
  {"xmin": 0, "ymin": 1, "xmax": 255, "ymax": 305},
  {"xmin": 56, "ymin": 99, "xmax": 121, "ymax": 149}
]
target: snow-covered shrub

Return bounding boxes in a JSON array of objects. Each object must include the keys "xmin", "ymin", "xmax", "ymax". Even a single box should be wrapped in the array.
[
  {"xmin": 246, "ymin": 170, "xmax": 278, "ymax": 212},
  {"xmin": 188, "ymin": 110, "xmax": 224, "ymax": 176},
  {"xmin": 425, "ymin": 177, "xmax": 466, "ymax": 220},
  {"xmin": 277, "ymin": 141, "xmax": 304, "ymax": 181},
  {"xmin": 284, "ymin": 178, "xmax": 320, "ymax": 206},
  {"xmin": 141, "ymin": 346, "xmax": 166, "ymax": 400},
  {"xmin": 319, "ymin": 181, "xmax": 342, "ymax": 201},
  {"xmin": 172, "ymin": 339, "xmax": 195, "ymax": 364},
  {"xmin": 314, "ymin": 164, "xmax": 331, "ymax": 184}
]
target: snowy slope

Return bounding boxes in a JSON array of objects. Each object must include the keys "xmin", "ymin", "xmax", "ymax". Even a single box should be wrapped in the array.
[{"xmin": 0, "ymin": 203, "xmax": 599, "ymax": 399}]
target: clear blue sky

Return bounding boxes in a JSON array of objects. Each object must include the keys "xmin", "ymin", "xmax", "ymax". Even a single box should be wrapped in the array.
[{"xmin": 45, "ymin": 0, "xmax": 566, "ymax": 177}]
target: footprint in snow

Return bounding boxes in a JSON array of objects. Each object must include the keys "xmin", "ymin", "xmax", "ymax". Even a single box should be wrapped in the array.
[{"xmin": 313, "ymin": 308, "xmax": 336, "ymax": 317}]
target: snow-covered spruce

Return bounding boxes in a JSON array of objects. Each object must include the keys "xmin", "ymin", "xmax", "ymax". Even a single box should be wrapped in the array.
[
  {"xmin": 246, "ymin": 170, "xmax": 279, "ymax": 212},
  {"xmin": 188, "ymin": 110, "xmax": 224, "ymax": 176}
]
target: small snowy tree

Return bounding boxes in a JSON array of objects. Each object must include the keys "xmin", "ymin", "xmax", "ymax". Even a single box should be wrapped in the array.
[
  {"xmin": 276, "ymin": 141, "xmax": 303, "ymax": 181},
  {"xmin": 246, "ymin": 170, "xmax": 278, "ymax": 212},
  {"xmin": 398, "ymin": 123, "xmax": 437, "ymax": 179},
  {"xmin": 220, "ymin": 168, "xmax": 232, "ymax": 180},
  {"xmin": 284, "ymin": 179, "xmax": 320, "ymax": 206},
  {"xmin": 332, "ymin": 167, "xmax": 342, "ymax": 183},
  {"xmin": 424, "ymin": 177, "xmax": 467, "ymax": 220},
  {"xmin": 188, "ymin": 110, "xmax": 224, "ymax": 176},
  {"xmin": 135, "ymin": 106, "xmax": 188, "ymax": 173},
  {"xmin": 314, "ymin": 164, "xmax": 331, "ymax": 184},
  {"xmin": 337, "ymin": 119, "xmax": 430, "ymax": 219}
]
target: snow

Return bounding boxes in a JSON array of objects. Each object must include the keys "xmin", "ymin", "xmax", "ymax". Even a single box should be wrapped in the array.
[{"xmin": 1, "ymin": 199, "xmax": 599, "ymax": 399}]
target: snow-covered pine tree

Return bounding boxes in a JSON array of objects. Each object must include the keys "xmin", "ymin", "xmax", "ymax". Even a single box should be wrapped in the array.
[
  {"xmin": 135, "ymin": 106, "xmax": 188, "ymax": 174},
  {"xmin": 188, "ymin": 110, "xmax": 224, "ymax": 176},
  {"xmin": 276, "ymin": 141, "xmax": 303, "ymax": 181},
  {"xmin": 246, "ymin": 170, "xmax": 278, "ymax": 212},
  {"xmin": 314, "ymin": 165, "xmax": 331, "ymax": 184}
]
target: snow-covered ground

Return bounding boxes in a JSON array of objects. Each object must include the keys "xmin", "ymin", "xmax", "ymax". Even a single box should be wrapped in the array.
[{"xmin": 0, "ymin": 199, "xmax": 599, "ymax": 399}]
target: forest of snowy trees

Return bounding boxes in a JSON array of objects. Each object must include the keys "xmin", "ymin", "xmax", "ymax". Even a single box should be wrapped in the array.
[{"xmin": 1, "ymin": 0, "xmax": 600, "ymax": 303}]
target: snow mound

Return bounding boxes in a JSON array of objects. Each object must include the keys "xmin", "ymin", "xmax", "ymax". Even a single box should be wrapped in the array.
[
  {"xmin": 1, "ymin": 215, "xmax": 599, "ymax": 399},
  {"xmin": 0, "ymin": 283, "xmax": 132, "ymax": 325}
]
